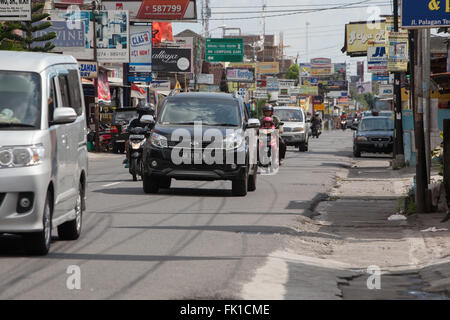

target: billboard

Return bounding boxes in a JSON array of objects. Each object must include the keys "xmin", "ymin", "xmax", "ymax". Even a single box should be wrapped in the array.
[
  {"xmin": 300, "ymin": 63, "xmax": 311, "ymax": 77},
  {"xmin": 129, "ymin": 24, "xmax": 152, "ymax": 82},
  {"xmin": 33, "ymin": 21, "xmax": 85, "ymax": 49},
  {"xmin": 78, "ymin": 61, "xmax": 98, "ymax": 79},
  {"xmin": 345, "ymin": 22, "xmax": 386, "ymax": 55},
  {"xmin": 299, "ymin": 86, "xmax": 318, "ymax": 96},
  {"xmin": 387, "ymin": 32, "xmax": 409, "ymax": 72},
  {"xmin": 102, "ymin": 0, "xmax": 197, "ymax": 21},
  {"xmin": 310, "ymin": 58, "xmax": 332, "ymax": 76},
  {"xmin": 206, "ymin": 38, "xmax": 244, "ymax": 62},
  {"xmin": 256, "ymin": 62, "xmax": 279, "ymax": 75},
  {"xmin": 152, "ymin": 47, "xmax": 192, "ymax": 73},
  {"xmin": 226, "ymin": 68, "xmax": 255, "ymax": 83},
  {"xmin": 367, "ymin": 44, "xmax": 388, "ymax": 73}
]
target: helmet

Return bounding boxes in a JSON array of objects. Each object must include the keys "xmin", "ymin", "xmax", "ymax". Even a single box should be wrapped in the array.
[
  {"xmin": 315, "ymin": 112, "xmax": 320, "ymax": 116},
  {"xmin": 262, "ymin": 104, "xmax": 274, "ymax": 114},
  {"xmin": 136, "ymin": 102, "xmax": 155, "ymax": 116},
  {"xmin": 262, "ymin": 117, "xmax": 274, "ymax": 126}
]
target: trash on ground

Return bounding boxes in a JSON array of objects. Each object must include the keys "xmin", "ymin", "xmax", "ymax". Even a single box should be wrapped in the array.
[
  {"xmin": 388, "ymin": 214, "xmax": 407, "ymax": 221},
  {"xmin": 421, "ymin": 227, "xmax": 449, "ymax": 233}
]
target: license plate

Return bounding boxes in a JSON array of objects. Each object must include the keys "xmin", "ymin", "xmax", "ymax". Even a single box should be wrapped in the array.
[
  {"xmin": 115, "ymin": 140, "xmax": 125, "ymax": 143},
  {"xmin": 129, "ymin": 135, "xmax": 145, "ymax": 139}
]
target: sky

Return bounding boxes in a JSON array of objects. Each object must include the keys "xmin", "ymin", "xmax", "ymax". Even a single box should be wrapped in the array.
[{"xmin": 172, "ymin": 0, "xmax": 395, "ymax": 77}]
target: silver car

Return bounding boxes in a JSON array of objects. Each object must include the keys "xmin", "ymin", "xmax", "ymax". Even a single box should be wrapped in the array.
[
  {"xmin": 0, "ymin": 52, "xmax": 88, "ymax": 255},
  {"xmin": 274, "ymin": 107, "xmax": 309, "ymax": 152}
]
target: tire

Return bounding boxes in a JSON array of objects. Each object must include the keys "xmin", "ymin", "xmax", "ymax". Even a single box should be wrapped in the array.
[
  {"xmin": 132, "ymin": 158, "xmax": 138, "ymax": 181},
  {"xmin": 232, "ymin": 170, "xmax": 248, "ymax": 197},
  {"xmin": 248, "ymin": 170, "xmax": 257, "ymax": 192},
  {"xmin": 159, "ymin": 177, "xmax": 172, "ymax": 189},
  {"xmin": 24, "ymin": 191, "xmax": 52, "ymax": 255},
  {"xmin": 353, "ymin": 146, "xmax": 361, "ymax": 158},
  {"xmin": 299, "ymin": 142, "xmax": 308, "ymax": 152},
  {"xmin": 112, "ymin": 143, "xmax": 119, "ymax": 154},
  {"xmin": 143, "ymin": 175, "xmax": 159, "ymax": 194},
  {"xmin": 58, "ymin": 183, "xmax": 83, "ymax": 241}
]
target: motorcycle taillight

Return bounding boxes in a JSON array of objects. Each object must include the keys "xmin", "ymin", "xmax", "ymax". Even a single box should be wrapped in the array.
[{"xmin": 110, "ymin": 126, "xmax": 118, "ymax": 134}]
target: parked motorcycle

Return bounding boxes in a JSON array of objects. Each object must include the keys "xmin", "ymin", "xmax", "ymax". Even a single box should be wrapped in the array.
[{"xmin": 128, "ymin": 127, "xmax": 149, "ymax": 181}]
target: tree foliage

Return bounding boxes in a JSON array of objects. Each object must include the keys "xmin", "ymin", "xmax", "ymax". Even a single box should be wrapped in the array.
[
  {"xmin": 0, "ymin": 3, "xmax": 56, "ymax": 52},
  {"xmin": 285, "ymin": 64, "xmax": 299, "ymax": 83}
]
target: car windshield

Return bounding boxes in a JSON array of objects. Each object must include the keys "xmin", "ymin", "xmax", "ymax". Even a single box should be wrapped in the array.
[
  {"xmin": 0, "ymin": 71, "xmax": 41, "ymax": 129},
  {"xmin": 159, "ymin": 98, "xmax": 241, "ymax": 126},
  {"xmin": 274, "ymin": 109, "xmax": 303, "ymax": 122},
  {"xmin": 359, "ymin": 118, "xmax": 394, "ymax": 131},
  {"xmin": 379, "ymin": 112, "xmax": 393, "ymax": 117},
  {"xmin": 114, "ymin": 111, "xmax": 138, "ymax": 122}
]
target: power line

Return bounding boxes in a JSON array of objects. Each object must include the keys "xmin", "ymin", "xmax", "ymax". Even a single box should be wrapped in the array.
[{"xmin": 211, "ymin": 1, "xmax": 389, "ymax": 9}]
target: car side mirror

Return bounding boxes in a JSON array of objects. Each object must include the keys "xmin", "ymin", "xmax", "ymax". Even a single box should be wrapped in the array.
[
  {"xmin": 246, "ymin": 118, "xmax": 260, "ymax": 129},
  {"xmin": 51, "ymin": 107, "xmax": 77, "ymax": 125},
  {"xmin": 140, "ymin": 115, "xmax": 155, "ymax": 125}
]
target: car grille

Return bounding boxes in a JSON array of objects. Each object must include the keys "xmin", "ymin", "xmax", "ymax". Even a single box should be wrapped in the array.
[
  {"xmin": 0, "ymin": 193, "xmax": 5, "ymax": 207},
  {"xmin": 369, "ymin": 137, "xmax": 390, "ymax": 142},
  {"xmin": 283, "ymin": 127, "xmax": 293, "ymax": 132}
]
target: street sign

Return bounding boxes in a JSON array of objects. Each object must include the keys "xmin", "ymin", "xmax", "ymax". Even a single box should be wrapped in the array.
[
  {"xmin": 402, "ymin": 0, "xmax": 450, "ymax": 28},
  {"xmin": 205, "ymin": 38, "xmax": 244, "ymax": 62}
]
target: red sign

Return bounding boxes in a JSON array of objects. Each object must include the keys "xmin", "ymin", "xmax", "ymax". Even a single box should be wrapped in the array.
[{"xmin": 137, "ymin": 0, "xmax": 190, "ymax": 20}]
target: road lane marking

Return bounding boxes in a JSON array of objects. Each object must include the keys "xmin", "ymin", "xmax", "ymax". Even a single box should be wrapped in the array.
[{"xmin": 102, "ymin": 182, "xmax": 121, "ymax": 188}]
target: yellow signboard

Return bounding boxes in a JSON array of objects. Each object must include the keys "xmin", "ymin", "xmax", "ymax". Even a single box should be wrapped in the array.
[
  {"xmin": 346, "ymin": 22, "xmax": 386, "ymax": 54},
  {"xmin": 256, "ymin": 62, "xmax": 280, "ymax": 75}
]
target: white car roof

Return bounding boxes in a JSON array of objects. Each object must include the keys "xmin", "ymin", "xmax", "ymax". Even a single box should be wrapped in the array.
[{"xmin": 0, "ymin": 51, "xmax": 77, "ymax": 73}]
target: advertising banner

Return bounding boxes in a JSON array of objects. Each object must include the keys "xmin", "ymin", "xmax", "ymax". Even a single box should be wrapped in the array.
[
  {"xmin": 367, "ymin": 44, "xmax": 388, "ymax": 73},
  {"xmin": 278, "ymin": 79, "xmax": 296, "ymax": 89},
  {"xmin": 255, "ymin": 89, "xmax": 268, "ymax": 99},
  {"xmin": 0, "ymin": 0, "xmax": 31, "ymax": 21},
  {"xmin": 98, "ymin": 69, "xmax": 111, "ymax": 103},
  {"xmin": 266, "ymin": 77, "xmax": 279, "ymax": 91},
  {"xmin": 129, "ymin": 24, "xmax": 152, "ymax": 82},
  {"xmin": 78, "ymin": 61, "xmax": 98, "ymax": 79},
  {"xmin": 379, "ymin": 84, "xmax": 394, "ymax": 97},
  {"xmin": 196, "ymin": 74, "xmax": 214, "ymax": 85},
  {"xmin": 372, "ymin": 72, "xmax": 390, "ymax": 82},
  {"xmin": 402, "ymin": 0, "xmax": 450, "ymax": 28},
  {"xmin": 310, "ymin": 58, "xmax": 332, "ymax": 76},
  {"xmin": 152, "ymin": 47, "xmax": 192, "ymax": 73},
  {"xmin": 33, "ymin": 21, "xmax": 85, "ymax": 49},
  {"xmin": 388, "ymin": 31, "xmax": 409, "ymax": 72},
  {"xmin": 299, "ymin": 86, "xmax": 318, "ymax": 96},
  {"xmin": 300, "ymin": 63, "xmax": 311, "ymax": 77},
  {"xmin": 95, "ymin": 11, "xmax": 130, "ymax": 63},
  {"xmin": 206, "ymin": 38, "xmax": 244, "ymax": 62},
  {"xmin": 345, "ymin": 22, "xmax": 386, "ymax": 55},
  {"xmin": 151, "ymin": 80, "xmax": 171, "ymax": 91},
  {"xmin": 333, "ymin": 63, "xmax": 347, "ymax": 80},
  {"xmin": 103, "ymin": 0, "xmax": 197, "ymax": 20},
  {"xmin": 51, "ymin": 10, "xmax": 129, "ymax": 63},
  {"xmin": 256, "ymin": 62, "xmax": 279, "ymax": 75},
  {"xmin": 226, "ymin": 68, "xmax": 255, "ymax": 83}
]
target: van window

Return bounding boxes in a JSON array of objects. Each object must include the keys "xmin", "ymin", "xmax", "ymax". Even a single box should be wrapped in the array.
[
  {"xmin": 48, "ymin": 77, "xmax": 57, "ymax": 122},
  {"xmin": 58, "ymin": 75, "xmax": 70, "ymax": 109},
  {"xmin": 68, "ymin": 69, "xmax": 82, "ymax": 116}
]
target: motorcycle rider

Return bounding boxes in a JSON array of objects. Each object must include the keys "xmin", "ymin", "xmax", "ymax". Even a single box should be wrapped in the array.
[
  {"xmin": 123, "ymin": 101, "xmax": 155, "ymax": 168},
  {"xmin": 340, "ymin": 111, "xmax": 348, "ymax": 129},
  {"xmin": 261, "ymin": 104, "xmax": 286, "ymax": 164},
  {"xmin": 310, "ymin": 112, "xmax": 322, "ymax": 137}
]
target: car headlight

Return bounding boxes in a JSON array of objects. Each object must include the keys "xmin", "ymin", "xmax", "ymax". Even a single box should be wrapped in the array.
[
  {"xmin": 293, "ymin": 127, "xmax": 304, "ymax": 132},
  {"xmin": 0, "ymin": 144, "xmax": 44, "ymax": 168},
  {"xmin": 150, "ymin": 132, "xmax": 167, "ymax": 148},
  {"xmin": 223, "ymin": 133, "xmax": 244, "ymax": 150},
  {"xmin": 356, "ymin": 136, "xmax": 368, "ymax": 142}
]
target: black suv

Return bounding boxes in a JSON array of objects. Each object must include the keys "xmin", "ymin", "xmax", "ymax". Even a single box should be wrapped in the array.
[
  {"xmin": 142, "ymin": 92, "xmax": 260, "ymax": 196},
  {"xmin": 353, "ymin": 116, "xmax": 394, "ymax": 157}
]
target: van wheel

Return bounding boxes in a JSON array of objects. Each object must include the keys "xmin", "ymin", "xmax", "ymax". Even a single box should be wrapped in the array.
[
  {"xmin": 58, "ymin": 184, "xmax": 83, "ymax": 241},
  {"xmin": 143, "ymin": 175, "xmax": 159, "ymax": 194},
  {"xmin": 24, "ymin": 192, "xmax": 52, "ymax": 255},
  {"xmin": 248, "ymin": 171, "xmax": 257, "ymax": 192},
  {"xmin": 232, "ymin": 170, "xmax": 248, "ymax": 196}
]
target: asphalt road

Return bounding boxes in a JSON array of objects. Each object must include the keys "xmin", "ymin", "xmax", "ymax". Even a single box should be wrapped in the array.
[{"xmin": 0, "ymin": 130, "xmax": 355, "ymax": 299}]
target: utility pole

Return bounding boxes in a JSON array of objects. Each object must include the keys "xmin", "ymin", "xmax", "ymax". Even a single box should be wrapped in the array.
[
  {"xmin": 393, "ymin": 0, "xmax": 405, "ymax": 166},
  {"xmin": 92, "ymin": 1, "xmax": 100, "ymax": 152},
  {"xmin": 423, "ymin": 29, "xmax": 431, "ymax": 183},
  {"xmin": 305, "ymin": 21, "xmax": 310, "ymax": 62},
  {"xmin": 413, "ymin": 29, "xmax": 428, "ymax": 213}
]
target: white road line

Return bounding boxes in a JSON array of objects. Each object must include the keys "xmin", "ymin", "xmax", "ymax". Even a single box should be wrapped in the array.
[{"xmin": 102, "ymin": 182, "xmax": 121, "ymax": 188}]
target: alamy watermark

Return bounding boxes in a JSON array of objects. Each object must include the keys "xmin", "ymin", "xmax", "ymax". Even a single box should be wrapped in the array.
[{"xmin": 366, "ymin": 265, "xmax": 381, "ymax": 290}]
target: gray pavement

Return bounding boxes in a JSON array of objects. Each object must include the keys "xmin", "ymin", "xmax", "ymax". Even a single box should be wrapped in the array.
[{"xmin": 0, "ymin": 130, "xmax": 356, "ymax": 299}]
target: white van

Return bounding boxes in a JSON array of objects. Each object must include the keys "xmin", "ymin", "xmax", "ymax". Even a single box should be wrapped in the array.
[{"xmin": 0, "ymin": 52, "xmax": 88, "ymax": 255}]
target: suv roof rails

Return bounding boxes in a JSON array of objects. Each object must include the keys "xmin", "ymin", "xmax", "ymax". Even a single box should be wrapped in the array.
[{"xmin": 168, "ymin": 89, "xmax": 180, "ymax": 97}]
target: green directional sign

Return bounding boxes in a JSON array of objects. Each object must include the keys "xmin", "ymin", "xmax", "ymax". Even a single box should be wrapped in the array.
[{"xmin": 205, "ymin": 38, "xmax": 244, "ymax": 62}]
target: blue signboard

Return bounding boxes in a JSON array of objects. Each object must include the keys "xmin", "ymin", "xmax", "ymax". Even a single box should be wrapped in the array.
[
  {"xmin": 402, "ymin": 0, "xmax": 450, "ymax": 28},
  {"xmin": 372, "ymin": 73, "xmax": 389, "ymax": 82}
]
